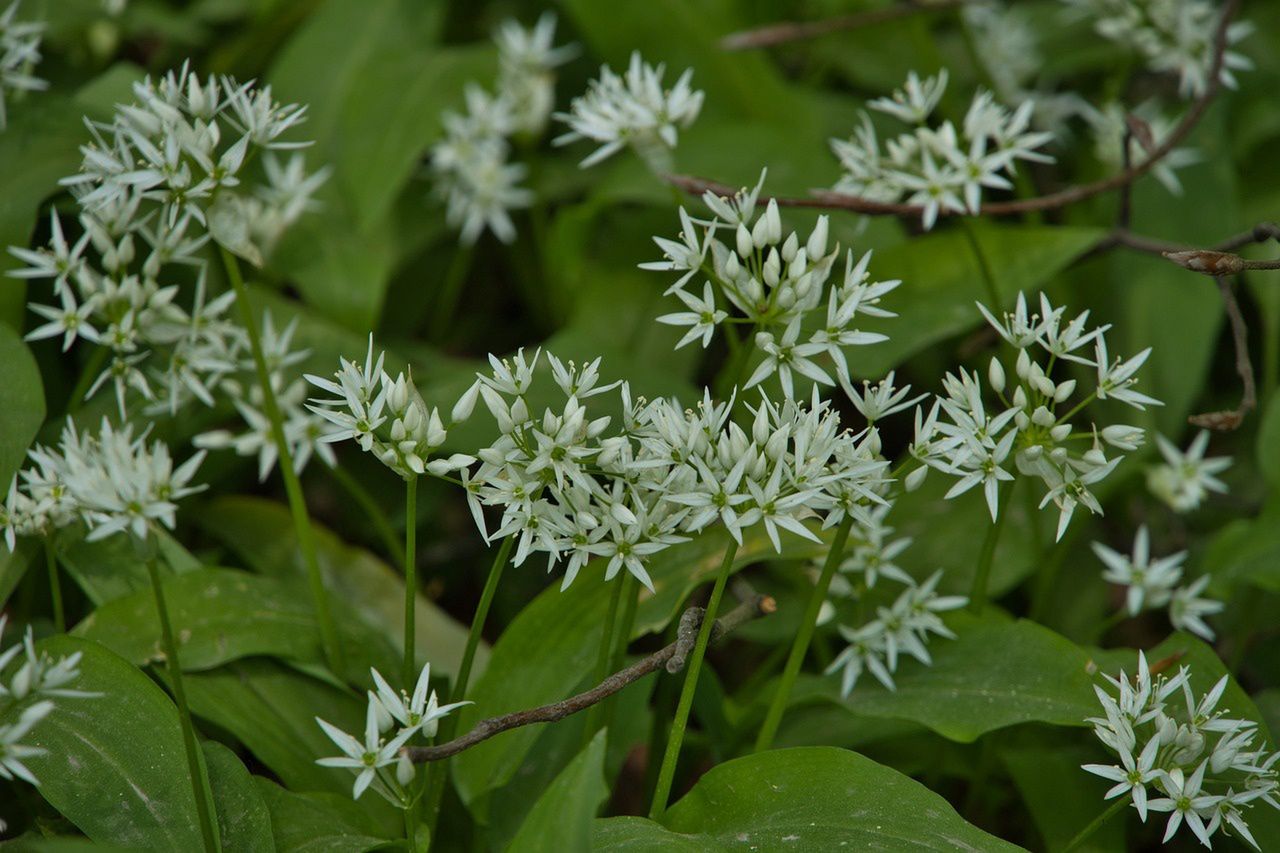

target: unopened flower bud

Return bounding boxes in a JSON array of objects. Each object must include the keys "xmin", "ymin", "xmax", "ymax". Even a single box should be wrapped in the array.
[
  {"xmin": 988, "ymin": 358, "xmax": 1006, "ymax": 394},
  {"xmin": 806, "ymin": 216, "xmax": 829, "ymax": 258},
  {"xmin": 736, "ymin": 223, "xmax": 753, "ymax": 259}
]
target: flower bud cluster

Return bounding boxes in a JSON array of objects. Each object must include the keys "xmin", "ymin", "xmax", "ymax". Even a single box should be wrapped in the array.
[
  {"xmin": 554, "ymin": 51, "xmax": 703, "ymax": 173},
  {"xmin": 830, "ymin": 70, "xmax": 1054, "ymax": 229},
  {"xmin": 1092, "ymin": 525, "xmax": 1223, "ymax": 640},
  {"xmin": 430, "ymin": 15, "xmax": 572, "ymax": 244},
  {"xmin": 314, "ymin": 662, "xmax": 467, "ymax": 804},
  {"xmin": 644, "ymin": 172, "xmax": 900, "ymax": 399},
  {"xmin": 908, "ymin": 291, "xmax": 1161, "ymax": 540},
  {"xmin": 0, "ymin": 615, "xmax": 98, "ymax": 787},
  {"xmin": 304, "ymin": 337, "xmax": 475, "ymax": 481},
  {"xmin": 0, "ymin": 1, "xmax": 46, "ymax": 131},
  {"xmin": 460, "ymin": 350, "xmax": 890, "ymax": 592},
  {"xmin": 822, "ymin": 505, "xmax": 967, "ymax": 697},
  {"xmin": 2, "ymin": 417, "xmax": 205, "ymax": 549},
  {"xmin": 1060, "ymin": 0, "xmax": 1253, "ymax": 99},
  {"xmin": 1083, "ymin": 653, "xmax": 1279, "ymax": 849}
]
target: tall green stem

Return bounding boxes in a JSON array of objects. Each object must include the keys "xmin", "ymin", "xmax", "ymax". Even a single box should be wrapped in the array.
[
  {"xmin": 221, "ymin": 247, "xmax": 343, "ymax": 675},
  {"xmin": 1060, "ymin": 797, "xmax": 1127, "ymax": 853},
  {"xmin": 147, "ymin": 555, "xmax": 221, "ymax": 853},
  {"xmin": 969, "ymin": 483, "xmax": 1011, "ymax": 612},
  {"xmin": 755, "ymin": 516, "xmax": 853, "ymax": 752},
  {"xmin": 403, "ymin": 476, "xmax": 418, "ymax": 687},
  {"xmin": 600, "ymin": 573, "xmax": 640, "ymax": 734},
  {"xmin": 649, "ymin": 536, "xmax": 740, "ymax": 819},
  {"xmin": 44, "ymin": 537, "xmax": 65, "ymax": 633},
  {"xmin": 430, "ymin": 245, "xmax": 475, "ymax": 343},
  {"xmin": 424, "ymin": 535, "xmax": 514, "ymax": 831},
  {"xmin": 581, "ymin": 574, "xmax": 627, "ymax": 746}
]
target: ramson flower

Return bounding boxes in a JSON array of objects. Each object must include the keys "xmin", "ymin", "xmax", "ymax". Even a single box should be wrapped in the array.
[
  {"xmin": 494, "ymin": 13, "xmax": 576, "ymax": 135},
  {"xmin": 1147, "ymin": 431, "xmax": 1230, "ymax": 513},
  {"xmin": 0, "ymin": 1, "xmax": 46, "ymax": 131},
  {"xmin": 554, "ymin": 51, "xmax": 703, "ymax": 171}
]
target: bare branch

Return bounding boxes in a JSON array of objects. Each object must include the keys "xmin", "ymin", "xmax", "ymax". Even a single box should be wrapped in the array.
[
  {"xmin": 676, "ymin": 0, "xmax": 1240, "ymax": 221},
  {"xmin": 720, "ymin": 0, "xmax": 968, "ymax": 51},
  {"xmin": 405, "ymin": 594, "xmax": 777, "ymax": 764},
  {"xmin": 1188, "ymin": 277, "xmax": 1257, "ymax": 431}
]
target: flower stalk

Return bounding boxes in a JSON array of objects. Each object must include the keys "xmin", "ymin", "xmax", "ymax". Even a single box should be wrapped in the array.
[{"xmin": 403, "ymin": 475, "xmax": 418, "ymax": 688}]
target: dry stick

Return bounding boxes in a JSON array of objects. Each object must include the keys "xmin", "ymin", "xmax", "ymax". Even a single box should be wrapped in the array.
[
  {"xmin": 405, "ymin": 594, "xmax": 777, "ymax": 764},
  {"xmin": 719, "ymin": 0, "xmax": 969, "ymax": 51},
  {"xmin": 674, "ymin": 0, "xmax": 1240, "ymax": 220}
]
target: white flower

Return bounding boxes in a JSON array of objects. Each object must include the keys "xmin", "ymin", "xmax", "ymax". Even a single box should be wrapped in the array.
[
  {"xmin": 494, "ymin": 13, "xmax": 575, "ymax": 135},
  {"xmin": 0, "ymin": 1, "xmax": 47, "ymax": 131},
  {"xmin": 747, "ymin": 319, "xmax": 832, "ymax": 400},
  {"xmin": 868, "ymin": 70, "xmax": 948, "ymax": 124},
  {"xmin": 315, "ymin": 702, "xmax": 414, "ymax": 802},
  {"xmin": 1147, "ymin": 431, "xmax": 1230, "ymax": 513},
  {"xmin": 0, "ymin": 700, "xmax": 51, "ymax": 785},
  {"xmin": 554, "ymin": 51, "xmax": 703, "ymax": 170},
  {"xmin": 368, "ymin": 664, "xmax": 469, "ymax": 739},
  {"xmin": 1092, "ymin": 525, "xmax": 1186, "ymax": 616},
  {"xmin": 1147, "ymin": 763, "xmax": 1222, "ymax": 846},
  {"xmin": 24, "ymin": 287, "xmax": 101, "ymax": 351},
  {"xmin": 826, "ymin": 621, "xmax": 894, "ymax": 696},
  {"xmin": 656, "ymin": 281, "xmax": 727, "ymax": 349},
  {"xmin": 1095, "ymin": 338, "xmax": 1159, "ymax": 409},
  {"xmin": 1169, "ymin": 576, "xmax": 1223, "ymax": 642}
]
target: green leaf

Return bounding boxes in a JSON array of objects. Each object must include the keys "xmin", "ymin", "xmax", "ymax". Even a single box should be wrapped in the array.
[
  {"xmin": 72, "ymin": 566, "xmax": 398, "ymax": 678},
  {"xmin": 508, "ymin": 730, "xmax": 609, "ymax": 853},
  {"xmin": 778, "ymin": 612, "xmax": 1097, "ymax": 742},
  {"xmin": 452, "ymin": 526, "xmax": 821, "ymax": 809},
  {"xmin": 203, "ymin": 741, "xmax": 275, "ymax": 853},
  {"xmin": 593, "ymin": 747, "xmax": 1021, "ymax": 851},
  {"xmin": 20, "ymin": 637, "xmax": 203, "ymax": 850},
  {"xmin": 0, "ymin": 324, "xmax": 44, "ymax": 488},
  {"xmin": 1259, "ymin": 393, "xmax": 1280, "ymax": 491},
  {"xmin": 197, "ymin": 495, "xmax": 475, "ymax": 679},
  {"xmin": 56, "ymin": 527, "xmax": 199, "ymax": 606},
  {"xmin": 850, "ymin": 224, "xmax": 1104, "ymax": 378},
  {"xmin": 1203, "ymin": 498, "xmax": 1280, "ymax": 595},
  {"xmin": 256, "ymin": 778, "xmax": 391, "ymax": 853}
]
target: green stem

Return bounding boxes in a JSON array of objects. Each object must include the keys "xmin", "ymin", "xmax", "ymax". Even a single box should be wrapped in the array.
[
  {"xmin": 1029, "ymin": 531, "xmax": 1073, "ymax": 623},
  {"xmin": 403, "ymin": 476, "xmax": 418, "ymax": 688},
  {"xmin": 44, "ymin": 537, "xmax": 65, "ymax": 633},
  {"xmin": 424, "ymin": 535, "xmax": 514, "ymax": 832},
  {"xmin": 961, "ymin": 218, "xmax": 1001, "ymax": 307},
  {"xmin": 582, "ymin": 574, "xmax": 627, "ymax": 746},
  {"xmin": 66, "ymin": 345, "xmax": 108, "ymax": 414},
  {"xmin": 146, "ymin": 555, "xmax": 221, "ymax": 853},
  {"xmin": 1060, "ymin": 797, "xmax": 1128, "ymax": 853},
  {"xmin": 600, "ymin": 572, "xmax": 640, "ymax": 735},
  {"xmin": 969, "ymin": 483, "xmax": 1011, "ymax": 612},
  {"xmin": 430, "ymin": 244, "xmax": 475, "ymax": 343},
  {"xmin": 326, "ymin": 463, "xmax": 404, "ymax": 567},
  {"xmin": 755, "ymin": 516, "xmax": 853, "ymax": 752},
  {"xmin": 221, "ymin": 247, "xmax": 343, "ymax": 676},
  {"xmin": 649, "ymin": 536, "xmax": 740, "ymax": 819}
]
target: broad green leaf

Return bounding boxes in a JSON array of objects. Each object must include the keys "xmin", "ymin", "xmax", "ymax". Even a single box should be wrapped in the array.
[
  {"xmin": 73, "ymin": 566, "xmax": 398, "ymax": 678},
  {"xmin": 204, "ymin": 741, "xmax": 275, "ymax": 853},
  {"xmin": 593, "ymin": 747, "xmax": 1022, "ymax": 851},
  {"xmin": 181, "ymin": 658, "xmax": 370, "ymax": 801},
  {"xmin": 508, "ymin": 730, "xmax": 609, "ymax": 853},
  {"xmin": 256, "ymin": 779, "xmax": 391, "ymax": 853},
  {"xmin": 1203, "ymin": 498, "xmax": 1280, "ymax": 595},
  {"xmin": 0, "ymin": 324, "xmax": 44, "ymax": 487},
  {"xmin": 453, "ymin": 525, "xmax": 820, "ymax": 809},
  {"xmin": 850, "ymin": 224, "xmax": 1104, "ymax": 378},
  {"xmin": 56, "ymin": 526, "xmax": 201, "ymax": 606},
  {"xmin": 20, "ymin": 637, "xmax": 202, "ymax": 850},
  {"xmin": 1259, "ymin": 393, "xmax": 1280, "ymax": 491},
  {"xmin": 198, "ymin": 496, "xmax": 476, "ymax": 679},
  {"xmin": 778, "ymin": 612, "xmax": 1097, "ymax": 742}
]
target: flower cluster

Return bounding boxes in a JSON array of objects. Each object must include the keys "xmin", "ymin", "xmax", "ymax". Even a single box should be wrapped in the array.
[
  {"xmin": 908, "ymin": 292, "xmax": 1160, "ymax": 540},
  {"xmin": 1083, "ymin": 101, "xmax": 1201, "ymax": 195},
  {"xmin": 823, "ymin": 508, "xmax": 967, "ymax": 696},
  {"xmin": 1147, "ymin": 431, "xmax": 1230, "ymax": 513},
  {"xmin": 0, "ymin": 1, "xmax": 45, "ymax": 131},
  {"xmin": 0, "ymin": 615, "xmax": 97, "ymax": 786},
  {"xmin": 459, "ymin": 350, "xmax": 889, "ymax": 591},
  {"xmin": 1060, "ymin": 0, "xmax": 1253, "ymax": 99},
  {"xmin": 554, "ymin": 51, "xmax": 703, "ymax": 172},
  {"xmin": 1083, "ymin": 653, "xmax": 1279, "ymax": 849},
  {"xmin": 643, "ymin": 173, "xmax": 900, "ymax": 399},
  {"xmin": 1093, "ymin": 526, "xmax": 1223, "ymax": 640},
  {"xmin": 830, "ymin": 70, "xmax": 1054, "ymax": 228},
  {"xmin": 429, "ymin": 15, "xmax": 572, "ymax": 244},
  {"xmin": 304, "ymin": 337, "xmax": 474, "ymax": 481},
  {"xmin": 1, "ymin": 417, "xmax": 205, "ymax": 548},
  {"xmin": 315, "ymin": 663, "xmax": 466, "ymax": 804}
]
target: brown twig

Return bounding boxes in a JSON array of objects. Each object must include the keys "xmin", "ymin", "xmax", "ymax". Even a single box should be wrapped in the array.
[
  {"xmin": 405, "ymin": 593, "xmax": 777, "ymax": 763},
  {"xmin": 1186, "ymin": 276, "xmax": 1257, "ymax": 431},
  {"xmin": 674, "ymin": 0, "xmax": 1240, "ymax": 221},
  {"xmin": 720, "ymin": 0, "xmax": 969, "ymax": 51}
]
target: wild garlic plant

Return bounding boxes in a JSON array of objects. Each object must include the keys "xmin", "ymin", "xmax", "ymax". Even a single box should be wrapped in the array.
[
  {"xmin": 830, "ymin": 70, "xmax": 1054, "ymax": 228},
  {"xmin": 1084, "ymin": 100, "xmax": 1201, "ymax": 195},
  {"xmin": 1147, "ymin": 430, "xmax": 1231, "ymax": 513},
  {"xmin": 644, "ymin": 172, "xmax": 901, "ymax": 399},
  {"xmin": 909, "ymin": 292, "xmax": 1160, "ymax": 544},
  {"xmin": 0, "ymin": 1, "xmax": 44, "ymax": 131},
  {"xmin": 429, "ymin": 15, "xmax": 573, "ymax": 245},
  {"xmin": 554, "ymin": 51, "xmax": 704, "ymax": 172},
  {"xmin": 1083, "ymin": 653, "xmax": 1279, "ymax": 849},
  {"xmin": 1092, "ymin": 525, "xmax": 1223, "ymax": 640},
  {"xmin": 1060, "ymin": 0, "xmax": 1253, "ymax": 98}
]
